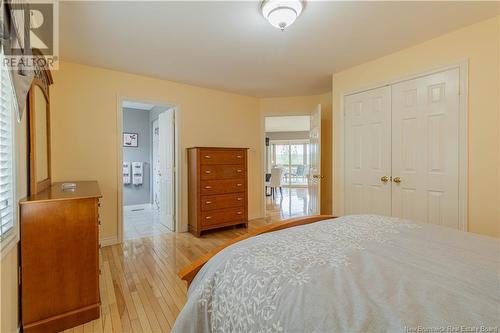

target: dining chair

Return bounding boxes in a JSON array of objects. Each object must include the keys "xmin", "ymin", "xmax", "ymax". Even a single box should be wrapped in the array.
[{"xmin": 269, "ymin": 167, "xmax": 284, "ymax": 198}]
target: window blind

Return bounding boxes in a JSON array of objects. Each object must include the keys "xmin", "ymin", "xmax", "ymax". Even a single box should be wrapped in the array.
[{"xmin": 0, "ymin": 47, "xmax": 15, "ymax": 242}]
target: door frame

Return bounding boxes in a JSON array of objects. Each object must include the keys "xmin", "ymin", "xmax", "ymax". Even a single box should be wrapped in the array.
[
  {"xmin": 116, "ymin": 95, "xmax": 181, "ymax": 244},
  {"xmin": 338, "ymin": 60, "xmax": 468, "ymax": 231},
  {"xmin": 260, "ymin": 113, "xmax": 314, "ymax": 218}
]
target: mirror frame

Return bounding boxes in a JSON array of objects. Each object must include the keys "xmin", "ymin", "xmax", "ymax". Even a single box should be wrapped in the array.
[{"xmin": 28, "ymin": 49, "xmax": 53, "ymax": 195}]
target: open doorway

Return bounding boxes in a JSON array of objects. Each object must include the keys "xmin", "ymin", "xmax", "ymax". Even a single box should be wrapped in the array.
[
  {"xmin": 264, "ymin": 110, "xmax": 321, "ymax": 221},
  {"xmin": 121, "ymin": 100, "xmax": 176, "ymax": 240}
]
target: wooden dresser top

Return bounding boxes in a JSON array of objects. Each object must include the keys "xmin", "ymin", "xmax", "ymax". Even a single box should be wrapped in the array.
[{"xmin": 20, "ymin": 181, "xmax": 102, "ymax": 204}]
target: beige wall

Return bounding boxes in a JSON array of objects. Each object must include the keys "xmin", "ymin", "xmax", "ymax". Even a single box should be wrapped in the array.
[
  {"xmin": 0, "ymin": 247, "xmax": 18, "ymax": 333},
  {"xmin": 50, "ymin": 62, "xmax": 262, "ymax": 238},
  {"xmin": 332, "ymin": 16, "xmax": 500, "ymax": 237},
  {"xmin": 259, "ymin": 93, "xmax": 333, "ymax": 214},
  {"xmin": 498, "ymin": 15, "xmax": 500, "ymax": 238},
  {"xmin": 50, "ymin": 62, "xmax": 335, "ymax": 241}
]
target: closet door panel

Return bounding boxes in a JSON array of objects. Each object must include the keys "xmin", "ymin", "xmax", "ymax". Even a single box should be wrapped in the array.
[
  {"xmin": 391, "ymin": 69, "xmax": 460, "ymax": 228},
  {"xmin": 345, "ymin": 86, "xmax": 391, "ymax": 216}
]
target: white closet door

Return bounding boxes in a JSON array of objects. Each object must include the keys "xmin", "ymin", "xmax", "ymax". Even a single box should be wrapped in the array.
[
  {"xmin": 345, "ymin": 86, "xmax": 392, "ymax": 216},
  {"xmin": 391, "ymin": 69, "xmax": 460, "ymax": 228}
]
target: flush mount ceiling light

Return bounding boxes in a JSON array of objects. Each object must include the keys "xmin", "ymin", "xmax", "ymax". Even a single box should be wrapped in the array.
[{"xmin": 261, "ymin": 0, "xmax": 304, "ymax": 31}]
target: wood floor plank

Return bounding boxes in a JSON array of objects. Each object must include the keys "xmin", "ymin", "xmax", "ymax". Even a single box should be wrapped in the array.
[
  {"xmin": 92, "ymin": 315, "xmax": 103, "ymax": 333},
  {"xmin": 83, "ymin": 321, "xmax": 93, "ymax": 333},
  {"xmin": 130, "ymin": 318, "xmax": 143, "ymax": 333},
  {"xmin": 131, "ymin": 291, "xmax": 152, "ymax": 333}
]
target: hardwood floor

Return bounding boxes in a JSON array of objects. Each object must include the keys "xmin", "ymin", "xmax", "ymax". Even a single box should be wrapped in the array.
[
  {"xmin": 62, "ymin": 218, "xmax": 276, "ymax": 333},
  {"xmin": 265, "ymin": 186, "xmax": 309, "ymax": 221}
]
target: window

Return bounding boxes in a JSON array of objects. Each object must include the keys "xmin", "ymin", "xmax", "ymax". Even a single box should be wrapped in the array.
[
  {"xmin": 270, "ymin": 139, "xmax": 310, "ymax": 186},
  {"xmin": 0, "ymin": 47, "xmax": 17, "ymax": 249},
  {"xmin": 274, "ymin": 144, "xmax": 290, "ymax": 165}
]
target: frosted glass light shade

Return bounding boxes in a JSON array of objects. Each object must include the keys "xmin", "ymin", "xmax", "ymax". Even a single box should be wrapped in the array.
[{"xmin": 262, "ymin": 1, "xmax": 303, "ymax": 31}]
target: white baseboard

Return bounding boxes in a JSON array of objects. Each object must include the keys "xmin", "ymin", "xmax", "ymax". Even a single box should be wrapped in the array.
[
  {"xmin": 100, "ymin": 236, "xmax": 119, "ymax": 247},
  {"xmin": 124, "ymin": 203, "xmax": 152, "ymax": 212}
]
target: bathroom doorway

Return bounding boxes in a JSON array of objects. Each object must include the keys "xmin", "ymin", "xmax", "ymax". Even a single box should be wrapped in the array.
[{"xmin": 121, "ymin": 100, "xmax": 176, "ymax": 240}]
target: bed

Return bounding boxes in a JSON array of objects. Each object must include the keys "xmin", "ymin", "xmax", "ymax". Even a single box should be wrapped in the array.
[{"xmin": 174, "ymin": 215, "xmax": 500, "ymax": 333}]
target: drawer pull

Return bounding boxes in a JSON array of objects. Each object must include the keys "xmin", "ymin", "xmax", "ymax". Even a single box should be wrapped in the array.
[
  {"xmin": 204, "ymin": 155, "xmax": 212, "ymax": 159},
  {"xmin": 236, "ymin": 155, "xmax": 242, "ymax": 159},
  {"xmin": 236, "ymin": 212, "xmax": 243, "ymax": 215},
  {"xmin": 205, "ymin": 216, "xmax": 212, "ymax": 220},
  {"xmin": 237, "ymin": 197, "xmax": 243, "ymax": 201},
  {"xmin": 205, "ymin": 170, "xmax": 211, "ymax": 174},
  {"xmin": 236, "ymin": 169, "xmax": 242, "ymax": 173},
  {"xmin": 205, "ymin": 201, "xmax": 212, "ymax": 204},
  {"xmin": 98, "ymin": 220, "xmax": 101, "ymax": 225},
  {"xmin": 205, "ymin": 186, "xmax": 212, "ymax": 189},
  {"xmin": 98, "ymin": 203, "xmax": 101, "ymax": 208},
  {"xmin": 236, "ymin": 183, "xmax": 243, "ymax": 187}
]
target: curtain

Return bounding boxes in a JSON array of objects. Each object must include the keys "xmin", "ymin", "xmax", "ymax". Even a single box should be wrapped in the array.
[{"xmin": 0, "ymin": 0, "xmax": 34, "ymax": 119}]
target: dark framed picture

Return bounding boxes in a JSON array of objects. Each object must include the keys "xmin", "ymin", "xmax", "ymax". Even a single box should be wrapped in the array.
[{"xmin": 123, "ymin": 132, "xmax": 138, "ymax": 147}]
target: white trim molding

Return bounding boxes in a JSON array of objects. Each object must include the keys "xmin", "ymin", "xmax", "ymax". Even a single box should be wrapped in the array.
[
  {"xmin": 100, "ymin": 236, "xmax": 119, "ymax": 247},
  {"xmin": 336, "ymin": 60, "xmax": 468, "ymax": 231}
]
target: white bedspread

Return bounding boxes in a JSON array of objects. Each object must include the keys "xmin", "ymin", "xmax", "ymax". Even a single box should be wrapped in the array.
[{"xmin": 173, "ymin": 215, "xmax": 500, "ymax": 333}]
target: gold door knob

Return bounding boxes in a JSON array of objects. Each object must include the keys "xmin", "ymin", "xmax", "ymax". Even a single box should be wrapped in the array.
[
  {"xmin": 393, "ymin": 177, "xmax": 401, "ymax": 184},
  {"xmin": 380, "ymin": 176, "xmax": 389, "ymax": 183}
]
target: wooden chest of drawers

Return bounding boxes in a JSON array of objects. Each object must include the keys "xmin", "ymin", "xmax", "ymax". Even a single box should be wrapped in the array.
[
  {"xmin": 20, "ymin": 181, "xmax": 102, "ymax": 333},
  {"xmin": 188, "ymin": 147, "xmax": 248, "ymax": 236}
]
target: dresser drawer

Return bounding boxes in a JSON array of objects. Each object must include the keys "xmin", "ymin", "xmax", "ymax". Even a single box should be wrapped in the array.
[
  {"xmin": 201, "ymin": 193, "xmax": 245, "ymax": 211},
  {"xmin": 201, "ymin": 207, "xmax": 245, "ymax": 226},
  {"xmin": 199, "ymin": 150, "xmax": 246, "ymax": 165},
  {"xmin": 200, "ymin": 165, "xmax": 246, "ymax": 180},
  {"xmin": 200, "ymin": 179, "xmax": 245, "ymax": 195}
]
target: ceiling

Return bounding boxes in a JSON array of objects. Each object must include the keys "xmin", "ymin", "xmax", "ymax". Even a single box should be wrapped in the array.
[
  {"xmin": 59, "ymin": 1, "xmax": 499, "ymax": 97},
  {"xmin": 265, "ymin": 116, "xmax": 310, "ymax": 132}
]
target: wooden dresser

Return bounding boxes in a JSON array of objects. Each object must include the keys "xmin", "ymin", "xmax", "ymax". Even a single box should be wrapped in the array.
[
  {"xmin": 20, "ymin": 181, "xmax": 102, "ymax": 333},
  {"xmin": 188, "ymin": 147, "xmax": 248, "ymax": 236}
]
